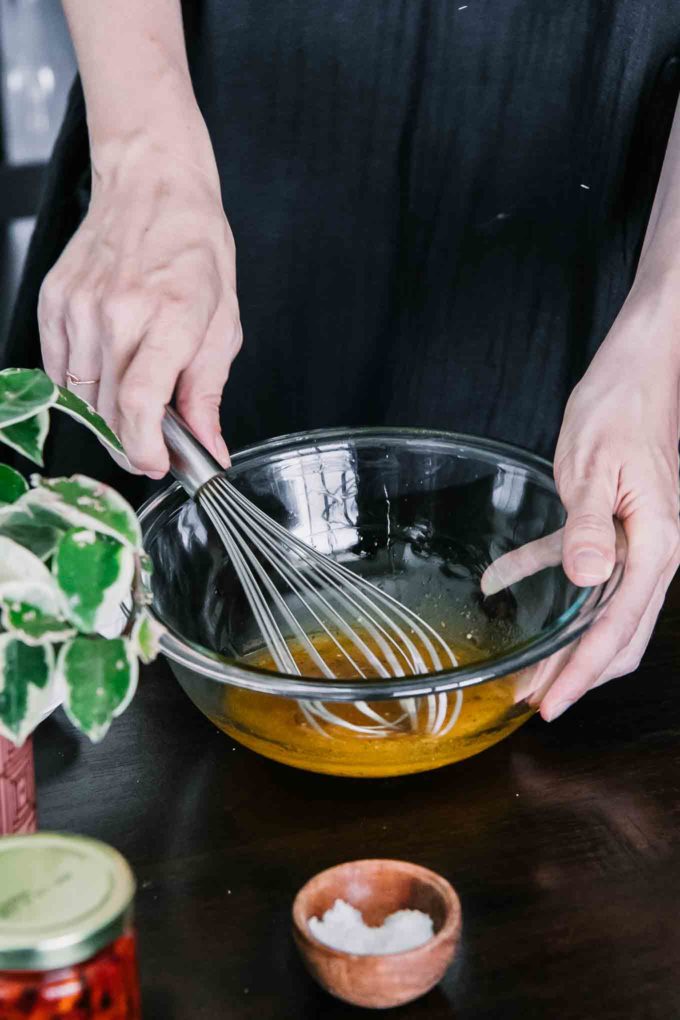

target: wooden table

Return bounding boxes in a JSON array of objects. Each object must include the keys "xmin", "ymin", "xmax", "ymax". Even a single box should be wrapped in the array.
[{"xmin": 36, "ymin": 579, "xmax": 680, "ymax": 1019}]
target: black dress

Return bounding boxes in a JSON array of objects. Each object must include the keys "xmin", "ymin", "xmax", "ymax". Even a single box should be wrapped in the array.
[{"xmin": 4, "ymin": 1, "xmax": 680, "ymax": 505}]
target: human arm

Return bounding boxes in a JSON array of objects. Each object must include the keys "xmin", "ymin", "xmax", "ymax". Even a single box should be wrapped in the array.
[
  {"xmin": 40, "ymin": 0, "xmax": 240, "ymax": 475},
  {"xmin": 483, "ymin": 96, "xmax": 680, "ymax": 720}
]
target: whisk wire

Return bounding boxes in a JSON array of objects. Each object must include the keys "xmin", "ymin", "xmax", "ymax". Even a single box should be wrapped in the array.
[
  {"xmin": 214, "ymin": 477, "xmax": 457, "ymax": 673},
  {"xmin": 204, "ymin": 488, "xmax": 367, "ymax": 679},
  {"xmin": 205, "ymin": 502, "xmax": 296, "ymax": 674},
  {"xmin": 221, "ymin": 477, "xmax": 457, "ymax": 662},
  {"xmin": 207, "ymin": 481, "xmax": 410, "ymax": 679},
  {"xmin": 161, "ymin": 407, "xmax": 465, "ymax": 740}
]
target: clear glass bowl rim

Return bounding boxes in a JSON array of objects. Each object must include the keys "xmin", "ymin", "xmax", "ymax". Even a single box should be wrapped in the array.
[{"xmin": 138, "ymin": 425, "xmax": 623, "ymax": 702}]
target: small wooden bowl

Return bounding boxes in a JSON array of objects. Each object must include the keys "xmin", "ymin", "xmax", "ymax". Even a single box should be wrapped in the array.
[{"xmin": 292, "ymin": 859, "xmax": 462, "ymax": 1009}]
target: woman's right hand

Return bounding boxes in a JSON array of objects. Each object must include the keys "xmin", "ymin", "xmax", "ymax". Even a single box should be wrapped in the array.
[{"xmin": 38, "ymin": 127, "xmax": 241, "ymax": 478}]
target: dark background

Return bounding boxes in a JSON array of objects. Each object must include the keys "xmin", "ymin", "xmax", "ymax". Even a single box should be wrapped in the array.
[{"xmin": 0, "ymin": 0, "xmax": 73, "ymax": 350}]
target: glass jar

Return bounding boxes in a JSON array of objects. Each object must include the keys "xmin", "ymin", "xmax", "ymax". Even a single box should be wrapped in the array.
[{"xmin": 0, "ymin": 833, "xmax": 141, "ymax": 1019}]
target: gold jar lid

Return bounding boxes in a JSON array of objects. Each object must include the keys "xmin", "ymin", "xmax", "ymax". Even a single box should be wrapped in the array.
[{"xmin": 0, "ymin": 833, "xmax": 135, "ymax": 972}]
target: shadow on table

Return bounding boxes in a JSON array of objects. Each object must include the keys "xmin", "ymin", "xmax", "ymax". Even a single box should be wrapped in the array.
[
  {"xmin": 34, "ymin": 714, "xmax": 81, "ymax": 786},
  {"xmin": 141, "ymin": 987, "xmax": 180, "ymax": 1020}
]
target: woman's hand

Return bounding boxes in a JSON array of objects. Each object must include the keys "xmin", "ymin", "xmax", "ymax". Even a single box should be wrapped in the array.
[
  {"xmin": 483, "ymin": 285, "xmax": 680, "ymax": 720},
  {"xmin": 38, "ymin": 130, "xmax": 241, "ymax": 477},
  {"xmin": 38, "ymin": 0, "xmax": 241, "ymax": 478}
]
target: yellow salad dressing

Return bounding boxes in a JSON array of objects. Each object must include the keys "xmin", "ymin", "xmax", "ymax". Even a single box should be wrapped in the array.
[{"xmin": 208, "ymin": 628, "xmax": 534, "ymax": 777}]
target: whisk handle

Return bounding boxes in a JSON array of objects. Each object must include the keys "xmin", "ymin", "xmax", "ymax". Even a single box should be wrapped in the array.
[{"xmin": 161, "ymin": 406, "xmax": 222, "ymax": 497}]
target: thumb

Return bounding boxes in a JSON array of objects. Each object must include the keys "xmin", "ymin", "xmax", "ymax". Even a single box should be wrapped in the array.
[
  {"xmin": 561, "ymin": 480, "xmax": 617, "ymax": 586},
  {"xmin": 175, "ymin": 347, "xmax": 231, "ymax": 469},
  {"xmin": 177, "ymin": 393, "xmax": 231, "ymax": 469}
]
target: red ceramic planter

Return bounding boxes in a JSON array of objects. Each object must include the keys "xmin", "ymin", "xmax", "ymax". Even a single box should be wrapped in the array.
[{"xmin": 0, "ymin": 735, "xmax": 37, "ymax": 835}]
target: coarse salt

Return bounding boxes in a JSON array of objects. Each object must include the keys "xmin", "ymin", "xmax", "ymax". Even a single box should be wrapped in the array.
[{"xmin": 308, "ymin": 898, "xmax": 434, "ymax": 955}]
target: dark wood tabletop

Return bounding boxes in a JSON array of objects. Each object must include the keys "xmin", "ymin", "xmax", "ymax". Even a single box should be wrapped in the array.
[{"xmin": 35, "ymin": 578, "xmax": 680, "ymax": 1020}]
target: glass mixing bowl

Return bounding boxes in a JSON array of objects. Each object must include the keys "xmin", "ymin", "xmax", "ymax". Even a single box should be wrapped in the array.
[{"xmin": 139, "ymin": 428, "xmax": 623, "ymax": 778}]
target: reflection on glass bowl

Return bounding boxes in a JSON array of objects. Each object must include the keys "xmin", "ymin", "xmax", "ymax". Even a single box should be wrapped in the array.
[{"xmin": 139, "ymin": 428, "xmax": 623, "ymax": 778}]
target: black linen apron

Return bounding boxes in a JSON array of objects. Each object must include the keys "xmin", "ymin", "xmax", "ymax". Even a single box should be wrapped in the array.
[{"xmin": 4, "ymin": 1, "xmax": 680, "ymax": 504}]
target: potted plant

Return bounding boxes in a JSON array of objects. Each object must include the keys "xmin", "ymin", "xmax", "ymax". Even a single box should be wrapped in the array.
[{"xmin": 0, "ymin": 367, "xmax": 162, "ymax": 834}]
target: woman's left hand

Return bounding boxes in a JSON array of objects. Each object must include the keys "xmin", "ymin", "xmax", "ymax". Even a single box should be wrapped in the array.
[{"xmin": 483, "ymin": 284, "xmax": 680, "ymax": 721}]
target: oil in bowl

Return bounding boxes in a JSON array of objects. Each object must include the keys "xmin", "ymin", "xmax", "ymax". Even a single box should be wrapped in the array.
[{"xmin": 210, "ymin": 623, "xmax": 534, "ymax": 778}]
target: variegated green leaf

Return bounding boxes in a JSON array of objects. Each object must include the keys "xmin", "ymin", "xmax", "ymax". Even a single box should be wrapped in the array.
[
  {"xmin": 0, "ymin": 501, "xmax": 64, "ymax": 560},
  {"xmin": 0, "ymin": 464, "xmax": 28, "ymax": 506},
  {"xmin": 54, "ymin": 387, "xmax": 126, "ymax": 458},
  {"xmin": 27, "ymin": 475, "xmax": 142, "ymax": 548},
  {"xmin": 0, "ymin": 535, "xmax": 56, "ymax": 590},
  {"xmin": 131, "ymin": 609, "xmax": 164, "ymax": 665},
  {"xmin": 0, "ymin": 637, "xmax": 56, "ymax": 745},
  {"xmin": 0, "ymin": 538, "xmax": 67, "ymax": 638},
  {"xmin": 0, "ymin": 369, "xmax": 57, "ymax": 428},
  {"xmin": 1, "ymin": 582, "xmax": 76, "ymax": 645},
  {"xmin": 0, "ymin": 410, "xmax": 49, "ymax": 466},
  {"xmin": 53, "ymin": 528, "xmax": 134, "ymax": 633},
  {"xmin": 0, "ymin": 369, "xmax": 56, "ymax": 428},
  {"xmin": 57, "ymin": 636, "xmax": 137, "ymax": 742}
]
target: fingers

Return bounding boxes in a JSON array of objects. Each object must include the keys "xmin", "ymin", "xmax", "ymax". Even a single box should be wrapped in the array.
[
  {"xmin": 175, "ymin": 308, "xmax": 241, "ymax": 468},
  {"xmin": 590, "ymin": 573, "xmax": 668, "ymax": 687},
  {"xmin": 33, "ymin": 173, "xmax": 240, "ymax": 480},
  {"xmin": 561, "ymin": 476, "xmax": 617, "ymax": 586},
  {"xmin": 480, "ymin": 475, "xmax": 619, "ymax": 597},
  {"xmin": 540, "ymin": 508, "xmax": 679, "ymax": 721},
  {"xmin": 95, "ymin": 288, "xmax": 150, "ymax": 473},
  {"xmin": 40, "ymin": 271, "xmax": 102, "ymax": 406},
  {"xmin": 591, "ymin": 543, "xmax": 678, "ymax": 688},
  {"xmin": 115, "ymin": 314, "xmax": 207, "ymax": 477},
  {"xmin": 93, "ymin": 273, "xmax": 226, "ymax": 476},
  {"xmin": 63, "ymin": 285, "xmax": 102, "ymax": 408},
  {"xmin": 481, "ymin": 530, "xmax": 563, "ymax": 596},
  {"xmin": 512, "ymin": 640, "xmax": 576, "ymax": 707},
  {"xmin": 38, "ymin": 273, "xmax": 69, "ymax": 386}
]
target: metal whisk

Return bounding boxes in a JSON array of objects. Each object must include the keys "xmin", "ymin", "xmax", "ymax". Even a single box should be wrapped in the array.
[{"xmin": 161, "ymin": 408, "xmax": 462, "ymax": 737}]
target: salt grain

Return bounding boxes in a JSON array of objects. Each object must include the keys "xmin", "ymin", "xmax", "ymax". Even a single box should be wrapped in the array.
[{"xmin": 308, "ymin": 899, "xmax": 434, "ymax": 955}]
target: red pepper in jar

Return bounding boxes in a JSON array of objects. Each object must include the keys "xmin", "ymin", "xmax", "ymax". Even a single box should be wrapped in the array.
[{"xmin": 0, "ymin": 834, "xmax": 141, "ymax": 1020}]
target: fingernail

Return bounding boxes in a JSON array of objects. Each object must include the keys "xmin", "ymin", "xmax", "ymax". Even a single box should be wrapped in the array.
[
  {"xmin": 148, "ymin": 470, "xmax": 166, "ymax": 481},
  {"xmin": 573, "ymin": 549, "xmax": 610, "ymax": 580},
  {"xmin": 544, "ymin": 699, "xmax": 573, "ymax": 722}
]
